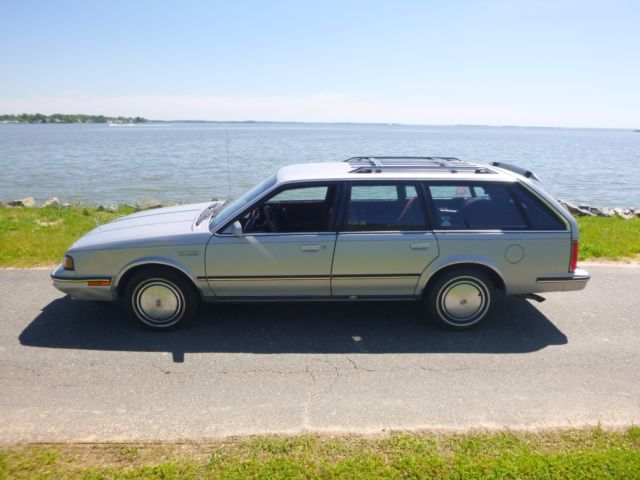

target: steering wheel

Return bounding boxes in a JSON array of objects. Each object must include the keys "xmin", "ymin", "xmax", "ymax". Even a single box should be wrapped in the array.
[
  {"xmin": 263, "ymin": 205, "xmax": 281, "ymax": 232},
  {"xmin": 244, "ymin": 207, "xmax": 260, "ymax": 232}
]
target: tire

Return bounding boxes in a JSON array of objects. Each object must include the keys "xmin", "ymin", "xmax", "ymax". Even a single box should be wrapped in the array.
[
  {"xmin": 124, "ymin": 267, "xmax": 199, "ymax": 330},
  {"xmin": 425, "ymin": 267, "xmax": 495, "ymax": 330}
]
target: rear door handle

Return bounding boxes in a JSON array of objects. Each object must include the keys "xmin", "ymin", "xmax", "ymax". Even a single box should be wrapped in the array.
[
  {"xmin": 301, "ymin": 244, "xmax": 322, "ymax": 252},
  {"xmin": 410, "ymin": 242, "xmax": 430, "ymax": 250}
]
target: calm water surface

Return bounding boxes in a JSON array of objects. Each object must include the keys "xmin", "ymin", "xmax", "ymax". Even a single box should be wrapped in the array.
[{"xmin": 1, "ymin": 123, "xmax": 639, "ymax": 207}]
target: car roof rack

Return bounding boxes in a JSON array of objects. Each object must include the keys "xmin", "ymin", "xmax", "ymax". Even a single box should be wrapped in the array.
[{"xmin": 344, "ymin": 156, "xmax": 494, "ymax": 174}]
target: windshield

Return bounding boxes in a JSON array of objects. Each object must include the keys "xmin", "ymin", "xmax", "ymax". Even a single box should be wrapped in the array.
[{"xmin": 210, "ymin": 175, "xmax": 277, "ymax": 230}]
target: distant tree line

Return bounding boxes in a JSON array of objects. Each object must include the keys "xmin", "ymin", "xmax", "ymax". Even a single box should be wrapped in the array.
[{"xmin": 0, "ymin": 113, "xmax": 148, "ymax": 124}]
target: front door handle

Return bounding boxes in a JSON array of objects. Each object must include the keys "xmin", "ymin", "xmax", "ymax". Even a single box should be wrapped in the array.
[
  {"xmin": 301, "ymin": 244, "xmax": 322, "ymax": 252},
  {"xmin": 410, "ymin": 242, "xmax": 430, "ymax": 250}
]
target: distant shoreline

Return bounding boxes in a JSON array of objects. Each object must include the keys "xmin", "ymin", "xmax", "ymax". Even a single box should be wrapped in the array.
[
  {"xmin": 0, "ymin": 114, "xmax": 147, "ymax": 124},
  {"xmin": 0, "ymin": 115, "xmax": 638, "ymax": 131}
]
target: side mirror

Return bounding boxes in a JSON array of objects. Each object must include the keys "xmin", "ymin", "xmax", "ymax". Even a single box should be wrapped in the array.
[{"xmin": 230, "ymin": 220, "xmax": 244, "ymax": 237}]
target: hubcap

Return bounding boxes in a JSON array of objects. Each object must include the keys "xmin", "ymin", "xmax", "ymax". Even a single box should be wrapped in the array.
[
  {"xmin": 441, "ymin": 280, "xmax": 485, "ymax": 321},
  {"xmin": 135, "ymin": 281, "xmax": 182, "ymax": 325}
]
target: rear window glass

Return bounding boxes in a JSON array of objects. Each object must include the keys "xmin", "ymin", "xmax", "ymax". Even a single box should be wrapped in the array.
[{"xmin": 427, "ymin": 182, "xmax": 527, "ymax": 230}]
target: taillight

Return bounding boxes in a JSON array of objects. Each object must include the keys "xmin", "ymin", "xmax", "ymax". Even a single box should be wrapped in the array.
[{"xmin": 569, "ymin": 240, "xmax": 579, "ymax": 272}]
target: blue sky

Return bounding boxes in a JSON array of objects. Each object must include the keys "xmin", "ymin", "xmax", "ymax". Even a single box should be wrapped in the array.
[{"xmin": 1, "ymin": 0, "xmax": 638, "ymax": 127}]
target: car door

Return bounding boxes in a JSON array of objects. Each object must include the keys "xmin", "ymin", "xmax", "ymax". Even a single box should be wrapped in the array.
[
  {"xmin": 331, "ymin": 182, "xmax": 439, "ymax": 297},
  {"xmin": 205, "ymin": 183, "xmax": 339, "ymax": 297}
]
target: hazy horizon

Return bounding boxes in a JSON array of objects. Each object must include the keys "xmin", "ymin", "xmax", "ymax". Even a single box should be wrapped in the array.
[{"xmin": 1, "ymin": 115, "xmax": 637, "ymax": 131}]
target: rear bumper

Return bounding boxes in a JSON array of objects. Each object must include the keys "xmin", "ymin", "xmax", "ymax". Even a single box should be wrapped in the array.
[
  {"xmin": 51, "ymin": 264, "xmax": 115, "ymax": 301},
  {"xmin": 536, "ymin": 268, "xmax": 590, "ymax": 292}
]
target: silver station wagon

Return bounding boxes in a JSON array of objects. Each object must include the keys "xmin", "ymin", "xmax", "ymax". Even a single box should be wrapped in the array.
[{"xmin": 52, "ymin": 157, "xmax": 590, "ymax": 330}]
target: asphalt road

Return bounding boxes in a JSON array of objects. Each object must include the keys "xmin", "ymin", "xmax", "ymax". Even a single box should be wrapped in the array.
[{"xmin": 1, "ymin": 265, "xmax": 638, "ymax": 441}]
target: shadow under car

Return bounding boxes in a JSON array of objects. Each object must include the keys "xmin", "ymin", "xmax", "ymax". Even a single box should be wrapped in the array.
[{"xmin": 19, "ymin": 293, "xmax": 567, "ymax": 363}]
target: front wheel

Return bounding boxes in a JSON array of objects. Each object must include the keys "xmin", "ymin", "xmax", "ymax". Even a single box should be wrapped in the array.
[
  {"xmin": 124, "ymin": 268, "xmax": 199, "ymax": 330},
  {"xmin": 425, "ymin": 268, "xmax": 495, "ymax": 330}
]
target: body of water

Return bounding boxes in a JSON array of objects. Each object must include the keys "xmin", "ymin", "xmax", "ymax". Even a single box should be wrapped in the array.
[{"xmin": 1, "ymin": 122, "xmax": 638, "ymax": 207}]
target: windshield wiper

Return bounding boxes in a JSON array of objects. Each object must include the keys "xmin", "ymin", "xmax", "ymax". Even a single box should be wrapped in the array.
[{"xmin": 195, "ymin": 200, "xmax": 226, "ymax": 226}]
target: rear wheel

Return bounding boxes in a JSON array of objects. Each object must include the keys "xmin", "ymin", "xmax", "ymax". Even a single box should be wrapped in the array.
[
  {"xmin": 425, "ymin": 267, "xmax": 495, "ymax": 330},
  {"xmin": 124, "ymin": 267, "xmax": 198, "ymax": 330}
]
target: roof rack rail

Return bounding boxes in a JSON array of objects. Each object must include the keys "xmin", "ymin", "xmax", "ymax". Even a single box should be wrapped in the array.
[
  {"xmin": 344, "ymin": 156, "xmax": 494, "ymax": 174},
  {"xmin": 345, "ymin": 156, "xmax": 463, "ymax": 164},
  {"xmin": 489, "ymin": 162, "xmax": 541, "ymax": 181}
]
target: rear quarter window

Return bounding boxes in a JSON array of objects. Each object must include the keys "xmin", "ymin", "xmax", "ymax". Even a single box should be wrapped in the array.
[{"xmin": 511, "ymin": 183, "xmax": 566, "ymax": 230}]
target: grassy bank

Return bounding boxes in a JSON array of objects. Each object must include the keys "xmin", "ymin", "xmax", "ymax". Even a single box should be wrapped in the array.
[
  {"xmin": 0, "ymin": 205, "xmax": 135, "ymax": 267},
  {"xmin": 577, "ymin": 216, "xmax": 640, "ymax": 260},
  {"xmin": 1, "ymin": 428, "xmax": 639, "ymax": 479},
  {"xmin": 0, "ymin": 205, "xmax": 639, "ymax": 267}
]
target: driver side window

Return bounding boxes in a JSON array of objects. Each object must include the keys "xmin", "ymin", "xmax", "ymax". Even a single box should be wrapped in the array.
[{"xmin": 240, "ymin": 184, "xmax": 336, "ymax": 234}]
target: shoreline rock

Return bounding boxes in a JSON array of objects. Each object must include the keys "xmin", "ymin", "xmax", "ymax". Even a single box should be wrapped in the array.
[
  {"xmin": 8, "ymin": 197, "xmax": 36, "ymax": 208},
  {"xmin": 42, "ymin": 196, "xmax": 61, "ymax": 208},
  {"xmin": 557, "ymin": 200, "xmax": 639, "ymax": 219}
]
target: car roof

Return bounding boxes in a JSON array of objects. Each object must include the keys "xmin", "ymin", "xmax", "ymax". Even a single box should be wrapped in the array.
[{"xmin": 276, "ymin": 157, "xmax": 521, "ymax": 184}]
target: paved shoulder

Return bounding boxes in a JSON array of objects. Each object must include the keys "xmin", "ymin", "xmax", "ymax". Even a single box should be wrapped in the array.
[{"xmin": 0, "ymin": 266, "xmax": 638, "ymax": 441}]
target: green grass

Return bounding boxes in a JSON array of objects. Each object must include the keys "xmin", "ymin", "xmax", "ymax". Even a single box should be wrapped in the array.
[
  {"xmin": 0, "ymin": 205, "xmax": 134, "ymax": 267},
  {"xmin": 577, "ymin": 216, "xmax": 640, "ymax": 261},
  {"xmin": 0, "ymin": 428, "xmax": 639, "ymax": 479},
  {"xmin": 0, "ymin": 206, "xmax": 638, "ymax": 267}
]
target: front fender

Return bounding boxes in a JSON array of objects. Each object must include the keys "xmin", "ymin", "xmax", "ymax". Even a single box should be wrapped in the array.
[{"xmin": 113, "ymin": 256, "xmax": 201, "ymax": 291}]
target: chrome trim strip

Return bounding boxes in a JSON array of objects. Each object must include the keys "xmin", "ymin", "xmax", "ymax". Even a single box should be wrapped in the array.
[
  {"xmin": 207, "ymin": 295, "xmax": 420, "ymax": 303},
  {"xmin": 51, "ymin": 275, "xmax": 112, "ymax": 284},
  {"xmin": 205, "ymin": 276, "xmax": 329, "ymax": 282},
  {"xmin": 216, "ymin": 231, "xmax": 337, "ymax": 237},
  {"xmin": 338, "ymin": 230, "xmax": 432, "ymax": 234},
  {"xmin": 536, "ymin": 275, "xmax": 590, "ymax": 283},
  {"xmin": 432, "ymin": 229, "xmax": 569, "ymax": 234},
  {"xmin": 198, "ymin": 273, "xmax": 420, "ymax": 281},
  {"xmin": 332, "ymin": 274, "xmax": 419, "ymax": 280},
  {"xmin": 198, "ymin": 274, "xmax": 329, "ymax": 280}
]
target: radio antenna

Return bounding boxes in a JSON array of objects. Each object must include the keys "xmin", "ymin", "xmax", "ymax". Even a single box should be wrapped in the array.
[{"xmin": 225, "ymin": 131, "xmax": 231, "ymax": 200}]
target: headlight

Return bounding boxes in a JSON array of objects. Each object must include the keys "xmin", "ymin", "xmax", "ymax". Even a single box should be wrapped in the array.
[{"xmin": 63, "ymin": 255, "xmax": 75, "ymax": 270}]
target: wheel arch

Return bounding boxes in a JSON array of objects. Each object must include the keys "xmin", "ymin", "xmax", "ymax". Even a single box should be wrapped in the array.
[
  {"xmin": 114, "ymin": 259, "xmax": 202, "ymax": 300},
  {"xmin": 418, "ymin": 259, "xmax": 506, "ymax": 297}
]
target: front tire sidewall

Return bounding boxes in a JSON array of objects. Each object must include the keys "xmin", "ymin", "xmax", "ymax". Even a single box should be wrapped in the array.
[{"xmin": 427, "ymin": 270, "xmax": 494, "ymax": 330}]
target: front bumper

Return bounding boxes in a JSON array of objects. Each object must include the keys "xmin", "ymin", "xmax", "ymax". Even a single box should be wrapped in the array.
[
  {"xmin": 51, "ymin": 264, "xmax": 115, "ymax": 301},
  {"xmin": 535, "ymin": 268, "xmax": 590, "ymax": 292}
]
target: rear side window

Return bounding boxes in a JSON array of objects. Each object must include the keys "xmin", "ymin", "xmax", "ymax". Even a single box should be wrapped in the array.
[
  {"xmin": 427, "ymin": 182, "xmax": 527, "ymax": 230},
  {"xmin": 344, "ymin": 183, "xmax": 427, "ymax": 231},
  {"xmin": 511, "ymin": 184, "xmax": 566, "ymax": 230}
]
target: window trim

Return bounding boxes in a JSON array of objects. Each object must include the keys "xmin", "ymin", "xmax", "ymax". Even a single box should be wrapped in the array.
[{"xmin": 338, "ymin": 180, "xmax": 431, "ymax": 233}]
